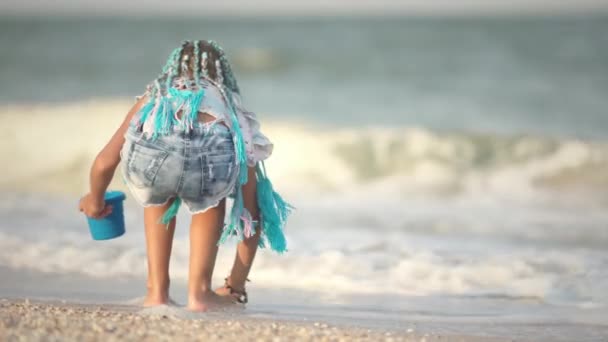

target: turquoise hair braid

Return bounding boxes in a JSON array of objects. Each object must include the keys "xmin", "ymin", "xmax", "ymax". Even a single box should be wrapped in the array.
[{"xmin": 193, "ymin": 40, "xmax": 201, "ymax": 88}]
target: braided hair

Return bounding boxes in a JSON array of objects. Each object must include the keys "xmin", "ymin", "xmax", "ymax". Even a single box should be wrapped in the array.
[
  {"xmin": 136, "ymin": 40, "xmax": 244, "ymax": 139},
  {"xmin": 144, "ymin": 40, "xmax": 240, "ymax": 98}
]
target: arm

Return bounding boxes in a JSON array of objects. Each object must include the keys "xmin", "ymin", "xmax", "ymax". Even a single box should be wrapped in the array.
[{"xmin": 79, "ymin": 97, "xmax": 147, "ymax": 218}]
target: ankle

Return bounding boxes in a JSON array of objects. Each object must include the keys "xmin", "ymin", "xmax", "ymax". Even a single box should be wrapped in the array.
[
  {"xmin": 147, "ymin": 286, "xmax": 170, "ymax": 298},
  {"xmin": 144, "ymin": 290, "xmax": 170, "ymax": 306},
  {"xmin": 145, "ymin": 291, "xmax": 168, "ymax": 299},
  {"xmin": 147, "ymin": 277, "xmax": 170, "ymax": 292},
  {"xmin": 225, "ymin": 276, "xmax": 248, "ymax": 292},
  {"xmin": 146, "ymin": 286, "xmax": 169, "ymax": 298},
  {"xmin": 188, "ymin": 288, "xmax": 213, "ymax": 303},
  {"xmin": 198, "ymin": 286, "xmax": 212, "ymax": 293},
  {"xmin": 222, "ymin": 277, "xmax": 249, "ymax": 304},
  {"xmin": 188, "ymin": 282, "xmax": 212, "ymax": 296}
]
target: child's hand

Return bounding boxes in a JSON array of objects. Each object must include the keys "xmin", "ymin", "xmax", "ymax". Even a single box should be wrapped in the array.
[{"xmin": 79, "ymin": 193, "xmax": 113, "ymax": 219}]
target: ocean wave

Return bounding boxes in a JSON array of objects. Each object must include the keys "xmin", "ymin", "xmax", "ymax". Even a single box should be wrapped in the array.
[
  {"xmin": 2, "ymin": 100, "xmax": 608, "ymax": 199},
  {"xmin": 226, "ymin": 110, "xmax": 599, "ymax": 200},
  {"xmin": 0, "ymin": 227, "xmax": 605, "ymax": 308},
  {"xmin": 0, "ymin": 182, "xmax": 606, "ymax": 308}
]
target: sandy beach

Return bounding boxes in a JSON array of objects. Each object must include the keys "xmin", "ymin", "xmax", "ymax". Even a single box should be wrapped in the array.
[{"xmin": 0, "ymin": 299, "xmax": 508, "ymax": 342}]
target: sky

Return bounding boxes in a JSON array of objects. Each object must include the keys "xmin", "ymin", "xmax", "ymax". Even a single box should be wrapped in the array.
[{"xmin": 2, "ymin": 0, "xmax": 608, "ymax": 16}]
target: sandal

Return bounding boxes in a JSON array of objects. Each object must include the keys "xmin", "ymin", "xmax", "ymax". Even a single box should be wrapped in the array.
[{"xmin": 223, "ymin": 278, "xmax": 250, "ymax": 304}]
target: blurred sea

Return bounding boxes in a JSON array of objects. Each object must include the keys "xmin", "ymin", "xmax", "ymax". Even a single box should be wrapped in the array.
[{"xmin": 1, "ymin": 15, "xmax": 607, "ymax": 340}]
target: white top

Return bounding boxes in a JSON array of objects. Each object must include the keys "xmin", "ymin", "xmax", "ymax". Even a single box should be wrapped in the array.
[{"xmin": 230, "ymin": 91, "xmax": 274, "ymax": 167}]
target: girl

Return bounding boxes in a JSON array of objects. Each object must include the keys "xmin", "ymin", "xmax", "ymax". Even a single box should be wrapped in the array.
[{"xmin": 79, "ymin": 40, "xmax": 291, "ymax": 311}]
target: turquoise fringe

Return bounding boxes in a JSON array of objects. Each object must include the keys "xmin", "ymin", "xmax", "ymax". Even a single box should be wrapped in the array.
[
  {"xmin": 255, "ymin": 162, "xmax": 293, "ymax": 253},
  {"xmin": 217, "ymin": 89, "xmax": 251, "ymax": 247},
  {"xmin": 151, "ymin": 98, "xmax": 168, "ymax": 138},
  {"xmin": 224, "ymin": 91, "xmax": 248, "ymax": 185},
  {"xmin": 160, "ymin": 197, "xmax": 182, "ymax": 226},
  {"xmin": 137, "ymin": 100, "xmax": 156, "ymax": 127},
  {"xmin": 188, "ymin": 90, "xmax": 204, "ymax": 127},
  {"xmin": 217, "ymin": 161, "xmax": 292, "ymax": 254},
  {"xmin": 219, "ymin": 186, "xmax": 245, "ymax": 244}
]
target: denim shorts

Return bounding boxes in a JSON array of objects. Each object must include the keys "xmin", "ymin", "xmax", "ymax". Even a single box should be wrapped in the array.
[{"xmin": 120, "ymin": 123, "xmax": 238, "ymax": 213}]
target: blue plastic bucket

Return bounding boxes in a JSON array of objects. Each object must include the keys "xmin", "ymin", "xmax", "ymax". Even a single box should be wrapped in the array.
[{"xmin": 86, "ymin": 191, "xmax": 126, "ymax": 240}]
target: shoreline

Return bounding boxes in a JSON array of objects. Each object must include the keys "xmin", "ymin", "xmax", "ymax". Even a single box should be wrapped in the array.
[
  {"xmin": 0, "ymin": 298, "xmax": 504, "ymax": 342},
  {"xmin": 1, "ymin": 267, "xmax": 608, "ymax": 341}
]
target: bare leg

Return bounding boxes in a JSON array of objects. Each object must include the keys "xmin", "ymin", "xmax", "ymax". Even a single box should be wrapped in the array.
[
  {"xmin": 217, "ymin": 166, "xmax": 260, "ymax": 298},
  {"xmin": 187, "ymin": 199, "xmax": 233, "ymax": 311},
  {"xmin": 143, "ymin": 200, "xmax": 176, "ymax": 307},
  {"xmin": 222, "ymin": 230, "xmax": 261, "ymax": 293}
]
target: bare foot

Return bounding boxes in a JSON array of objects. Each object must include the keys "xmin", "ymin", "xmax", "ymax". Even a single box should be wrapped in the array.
[
  {"xmin": 143, "ymin": 292, "xmax": 172, "ymax": 307},
  {"xmin": 214, "ymin": 285, "xmax": 248, "ymax": 304},
  {"xmin": 214, "ymin": 286, "xmax": 238, "ymax": 303},
  {"xmin": 188, "ymin": 290, "xmax": 235, "ymax": 312}
]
